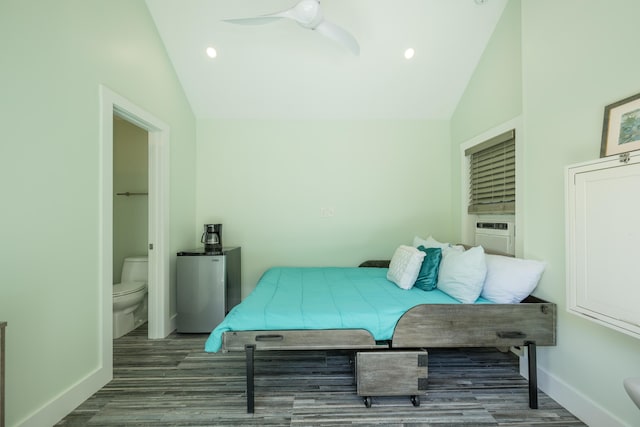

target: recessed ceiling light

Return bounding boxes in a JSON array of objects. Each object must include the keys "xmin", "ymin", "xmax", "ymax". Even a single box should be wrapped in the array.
[
  {"xmin": 404, "ymin": 48, "xmax": 415, "ymax": 60},
  {"xmin": 206, "ymin": 47, "xmax": 217, "ymax": 59}
]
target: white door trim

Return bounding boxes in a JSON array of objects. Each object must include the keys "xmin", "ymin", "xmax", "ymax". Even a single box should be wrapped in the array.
[
  {"xmin": 16, "ymin": 86, "xmax": 171, "ymax": 427},
  {"xmin": 99, "ymin": 85, "xmax": 171, "ymax": 346}
]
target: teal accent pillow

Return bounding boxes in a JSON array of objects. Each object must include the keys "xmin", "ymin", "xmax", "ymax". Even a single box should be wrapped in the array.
[{"xmin": 414, "ymin": 246, "xmax": 442, "ymax": 291}]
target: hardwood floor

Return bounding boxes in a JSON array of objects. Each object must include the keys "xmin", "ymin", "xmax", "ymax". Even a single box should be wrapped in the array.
[{"xmin": 57, "ymin": 325, "xmax": 585, "ymax": 426}]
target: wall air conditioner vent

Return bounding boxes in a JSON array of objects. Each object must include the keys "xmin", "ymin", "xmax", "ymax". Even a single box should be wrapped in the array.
[{"xmin": 475, "ymin": 221, "xmax": 514, "ymax": 255}]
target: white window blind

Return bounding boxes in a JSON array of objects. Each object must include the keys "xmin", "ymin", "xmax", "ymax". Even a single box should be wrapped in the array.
[{"xmin": 465, "ymin": 129, "xmax": 515, "ymax": 214}]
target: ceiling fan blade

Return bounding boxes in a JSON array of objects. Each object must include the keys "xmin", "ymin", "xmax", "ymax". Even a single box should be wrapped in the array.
[
  {"xmin": 224, "ymin": 0, "xmax": 322, "ymax": 28},
  {"xmin": 224, "ymin": 0, "xmax": 359, "ymax": 55},
  {"xmin": 315, "ymin": 20, "xmax": 360, "ymax": 55},
  {"xmin": 223, "ymin": 16, "xmax": 285, "ymax": 26},
  {"xmin": 223, "ymin": 2, "xmax": 300, "ymax": 26}
]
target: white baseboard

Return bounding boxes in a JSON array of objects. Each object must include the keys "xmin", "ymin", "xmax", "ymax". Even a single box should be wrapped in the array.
[
  {"xmin": 16, "ymin": 366, "xmax": 110, "ymax": 427},
  {"xmin": 16, "ymin": 312, "xmax": 174, "ymax": 426},
  {"xmin": 169, "ymin": 312, "xmax": 177, "ymax": 336},
  {"xmin": 520, "ymin": 355, "xmax": 628, "ymax": 427}
]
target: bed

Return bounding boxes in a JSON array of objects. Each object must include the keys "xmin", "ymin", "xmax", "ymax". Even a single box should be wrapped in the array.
[{"xmin": 205, "ymin": 246, "xmax": 556, "ymax": 412}]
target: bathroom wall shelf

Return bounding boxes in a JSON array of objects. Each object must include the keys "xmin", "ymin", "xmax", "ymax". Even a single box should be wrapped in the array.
[{"xmin": 116, "ymin": 192, "xmax": 148, "ymax": 196}]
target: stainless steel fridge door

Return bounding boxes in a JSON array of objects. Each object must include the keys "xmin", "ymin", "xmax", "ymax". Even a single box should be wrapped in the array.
[{"xmin": 176, "ymin": 255, "xmax": 226, "ymax": 332}]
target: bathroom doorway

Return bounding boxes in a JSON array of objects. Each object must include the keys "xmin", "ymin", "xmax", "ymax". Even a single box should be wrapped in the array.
[
  {"xmin": 113, "ymin": 117, "xmax": 148, "ymax": 282},
  {"xmin": 113, "ymin": 116, "xmax": 149, "ymax": 336},
  {"xmin": 99, "ymin": 85, "xmax": 171, "ymax": 376}
]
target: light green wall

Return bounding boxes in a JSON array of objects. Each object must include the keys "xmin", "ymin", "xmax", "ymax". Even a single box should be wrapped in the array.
[
  {"xmin": 113, "ymin": 118, "xmax": 148, "ymax": 282},
  {"xmin": 521, "ymin": 1, "xmax": 640, "ymax": 424},
  {"xmin": 0, "ymin": 1, "xmax": 196, "ymax": 426},
  {"xmin": 450, "ymin": 0, "xmax": 523, "ymax": 242},
  {"xmin": 452, "ymin": 0, "xmax": 640, "ymax": 424},
  {"xmin": 196, "ymin": 119, "xmax": 453, "ymax": 295},
  {"xmin": 451, "ymin": 0, "xmax": 523, "ymax": 144}
]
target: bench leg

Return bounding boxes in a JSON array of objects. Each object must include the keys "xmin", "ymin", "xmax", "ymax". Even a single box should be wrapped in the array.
[
  {"xmin": 526, "ymin": 341, "xmax": 538, "ymax": 409},
  {"xmin": 245, "ymin": 344, "xmax": 256, "ymax": 413}
]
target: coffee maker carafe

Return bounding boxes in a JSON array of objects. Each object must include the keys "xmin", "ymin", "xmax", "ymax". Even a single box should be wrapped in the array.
[{"xmin": 201, "ymin": 224, "xmax": 222, "ymax": 253}]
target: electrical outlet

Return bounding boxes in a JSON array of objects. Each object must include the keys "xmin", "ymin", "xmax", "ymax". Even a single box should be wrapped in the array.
[{"xmin": 320, "ymin": 207, "xmax": 335, "ymax": 217}]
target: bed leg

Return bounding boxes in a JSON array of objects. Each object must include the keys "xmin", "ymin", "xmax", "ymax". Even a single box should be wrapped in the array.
[
  {"xmin": 526, "ymin": 341, "xmax": 538, "ymax": 409},
  {"xmin": 245, "ymin": 344, "xmax": 256, "ymax": 413}
]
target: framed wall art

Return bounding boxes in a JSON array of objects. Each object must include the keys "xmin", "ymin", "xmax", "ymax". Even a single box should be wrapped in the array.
[{"xmin": 601, "ymin": 91, "xmax": 640, "ymax": 157}]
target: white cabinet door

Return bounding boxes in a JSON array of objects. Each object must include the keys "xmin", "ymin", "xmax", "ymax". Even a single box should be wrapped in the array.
[{"xmin": 566, "ymin": 153, "xmax": 640, "ymax": 339}]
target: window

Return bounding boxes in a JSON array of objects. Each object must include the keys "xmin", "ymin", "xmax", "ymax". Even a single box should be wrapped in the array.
[{"xmin": 465, "ymin": 129, "xmax": 515, "ymax": 214}]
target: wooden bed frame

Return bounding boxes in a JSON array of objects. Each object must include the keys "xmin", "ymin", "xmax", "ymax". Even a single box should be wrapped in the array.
[{"xmin": 219, "ymin": 260, "xmax": 557, "ymax": 413}]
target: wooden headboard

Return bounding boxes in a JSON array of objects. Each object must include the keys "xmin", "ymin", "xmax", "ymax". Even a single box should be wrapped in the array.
[{"xmin": 359, "ymin": 244, "xmax": 514, "ymax": 268}]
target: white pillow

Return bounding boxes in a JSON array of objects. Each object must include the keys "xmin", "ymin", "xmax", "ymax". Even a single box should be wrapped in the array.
[
  {"xmin": 413, "ymin": 235, "xmax": 465, "ymax": 253},
  {"xmin": 437, "ymin": 245, "xmax": 487, "ymax": 303},
  {"xmin": 413, "ymin": 235, "xmax": 445, "ymax": 249},
  {"xmin": 481, "ymin": 254, "xmax": 546, "ymax": 303},
  {"xmin": 387, "ymin": 245, "xmax": 426, "ymax": 290}
]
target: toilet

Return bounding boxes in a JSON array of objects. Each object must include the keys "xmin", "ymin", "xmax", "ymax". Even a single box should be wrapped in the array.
[
  {"xmin": 113, "ymin": 256, "xmax": 148, "ymax": 339},
  {"xmin": 624, "ymin": 377, "xmax": 640, "ymax": 410}
]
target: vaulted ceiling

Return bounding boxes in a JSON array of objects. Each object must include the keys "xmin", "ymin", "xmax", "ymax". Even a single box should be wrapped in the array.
[{"xmin": 145, "ymin": 0, "xmax": 507, "ymax": 119}]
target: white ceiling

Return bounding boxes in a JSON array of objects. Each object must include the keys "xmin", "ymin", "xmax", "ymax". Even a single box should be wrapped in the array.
[{"xmin": 145, "ymin": 0, "xmax": 507, "ymax": 120}]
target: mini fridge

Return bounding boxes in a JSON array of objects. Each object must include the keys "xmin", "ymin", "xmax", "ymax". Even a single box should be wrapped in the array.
[{"xmin": 176, "ymin": 247, "xmax": 241, "ymax": 333}]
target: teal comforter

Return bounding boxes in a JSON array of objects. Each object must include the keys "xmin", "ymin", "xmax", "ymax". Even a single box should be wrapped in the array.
[{"xmin": 204, "ymin": 267, "xmax": 489, "ymax": 352}]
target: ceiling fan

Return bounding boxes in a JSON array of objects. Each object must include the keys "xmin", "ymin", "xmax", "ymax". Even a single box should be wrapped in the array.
[{"xmin": 223, "ymin": 0, "xmax": 360, "ymax": 55}]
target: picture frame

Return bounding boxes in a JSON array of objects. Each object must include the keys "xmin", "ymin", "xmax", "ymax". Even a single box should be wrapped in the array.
[{"xmin": 601, "ymin": 91, "xmax": 640, "ymax": 157}]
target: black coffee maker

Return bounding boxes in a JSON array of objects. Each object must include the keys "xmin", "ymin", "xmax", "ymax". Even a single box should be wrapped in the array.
[{"xmin": 201, "ymin": 224, "xmax": 222, "ymax": 253}]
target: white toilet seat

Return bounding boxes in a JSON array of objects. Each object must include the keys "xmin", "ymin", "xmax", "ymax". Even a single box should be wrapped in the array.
[{"xmin": 113, "ymin": 281, "xmax": 146, "ymax": 297}]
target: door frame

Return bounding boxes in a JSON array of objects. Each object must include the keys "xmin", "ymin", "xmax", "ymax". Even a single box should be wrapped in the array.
[{"xmin": 99, "ymin": 86, "xmax": 171, "ymax": 365}]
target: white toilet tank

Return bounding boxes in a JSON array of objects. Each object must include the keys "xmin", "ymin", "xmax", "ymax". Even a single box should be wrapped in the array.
[{"xmin": 121, "ymin": 256, "xmax": 148, "ymax": 283}]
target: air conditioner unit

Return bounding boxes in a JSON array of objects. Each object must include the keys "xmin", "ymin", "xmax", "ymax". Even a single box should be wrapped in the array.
[{"xmin": 475, "ymin": 221, "xmax": 515, "ymax": 255}]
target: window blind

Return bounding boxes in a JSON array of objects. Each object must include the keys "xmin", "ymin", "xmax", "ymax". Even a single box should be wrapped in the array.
[{"xmin": 465, "ymin": 129, "xmax": 515, "ymax": 214}]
